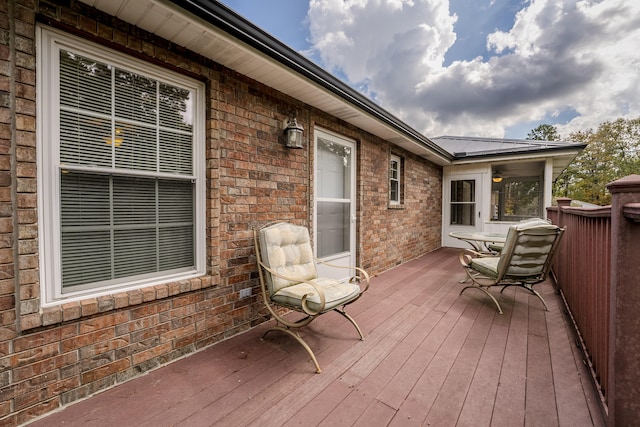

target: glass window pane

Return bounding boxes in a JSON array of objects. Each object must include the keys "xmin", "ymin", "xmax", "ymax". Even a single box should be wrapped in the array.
[
  {"xmin": 59, "ymin": 171, "xmax": 194, "ymax": 290},
  {"xmin": 61, "ymin": 230, "xmax": 112, "ymax": 288},
  {"xmin": 60, "ymin": 172, "xmax": 111, "ymax": 227},
  {"xmin": 59, "ymin": 50, "xmax": 112, "ymax": 115},
  {"xmin": 114, "ymin": 122, "xmax": 157, "ymax": 171},
  {"xmin": 60, "ymin": 111, "xmax": 113, "ymax": 167},
  {"xmin": 160, "ymin": 226, "xmax": 194, "ymax": 269},
  {"xmin": 115, "ymin": 69, "xmax": 157, "ymax": 124},
  {"xmin": 317, "ymin": 138, "xmax": 351, "ymax": 199},
  {"xmin": 159, "ymin": 83, "xmax": 193, "ymax": 132},
  {"xmin": 450, "ymin": 203, "xmax": 475, "ymax": 226},
  {"xmin": 114, "ymin": 228, "xmax": 158, "ymax": 278},
  {"xmin": 113, "ymin": 176, "xmax": 157, "ymax": 225},
  {"xmin": 160, "ymin": 129, "xmax": 193, "ymax": 175},
  {"xmin": 491, "ymin": 177, "xmax": 542, "ymax": 221},
  {"xmin": 450, "ymin": 179, "xmax": 475, "ymax": 226},
  {"xmin": 390, "ymin": 180, "xmax": 399, "ymax": 202},
  {"xmin": 451, "ymin": 180, "xmax": 475, "ymax": 203},
  {"xmin": 390, "ymin": 159, "xmax": 399, "ymax": 179},
  {"xmin": 317, "ymin": 201, "xmax": 350, "ymax": 258}
]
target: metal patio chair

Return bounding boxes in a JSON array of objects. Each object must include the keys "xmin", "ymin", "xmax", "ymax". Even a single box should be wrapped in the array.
[
  {"xmin": 253, "ymin": 222, "xmax": 370, "ymax": 373},
  {"xmin": 458, "ymin": 219, "xmax": 565, "ymax": 314}
]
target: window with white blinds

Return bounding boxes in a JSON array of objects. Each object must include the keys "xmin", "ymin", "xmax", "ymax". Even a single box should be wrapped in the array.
[{"xmin": 38, "ymin": 27, "xmax": 205, "ymax": 303}]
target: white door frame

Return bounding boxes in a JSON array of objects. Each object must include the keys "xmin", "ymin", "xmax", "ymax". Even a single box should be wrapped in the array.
[
  {"xmin": 313, "ymin": 128, "xmax": 356, "ymax": 280},
  {"xmin": 443, "ymin": 173, "xmax": 483, "ymax": 248}
]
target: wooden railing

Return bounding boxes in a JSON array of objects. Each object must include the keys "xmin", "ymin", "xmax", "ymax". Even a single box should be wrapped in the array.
[
  {"xmin": 547, "ymin": 175, "xmax": 640, "ymax": 426},
  {"xmin": 547, "ymin": 201, "xmax": 611, "ymax": 409}
]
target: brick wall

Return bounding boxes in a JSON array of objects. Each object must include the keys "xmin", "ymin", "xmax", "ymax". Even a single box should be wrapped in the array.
[{"xmin": 0, "ymin": 1, "xmax": 442, "ymax": 424}]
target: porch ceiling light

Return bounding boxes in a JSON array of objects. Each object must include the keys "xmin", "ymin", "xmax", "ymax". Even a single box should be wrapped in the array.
[
  {"xmin": 492, "ymin": 172, "xmax": 503, "ymax": 183},
  {"xmin": 284, "ymin": 112, "xmax": 304, "ymax": 149}
]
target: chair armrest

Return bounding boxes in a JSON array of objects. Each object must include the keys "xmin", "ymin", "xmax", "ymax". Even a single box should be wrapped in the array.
[
  {"xmin": 314, "ymin": 258, "xmax": 371, "ymax": 293},
  {"xmin": 458, "ymin": 248, "xmax": 495, "ymax": 267},
  {"xmin": 257, "ymin": 260, "xmax": 326, "ymax": 315}
]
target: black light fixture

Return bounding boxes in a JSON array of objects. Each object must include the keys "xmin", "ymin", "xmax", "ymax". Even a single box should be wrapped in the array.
[
  {"xmin": 492, "ymin": 171, "xmax": 503, "ymax": 183},
  {"xmin": 284, "ymin": 111, "xmax": 304, "ymax": 149}
]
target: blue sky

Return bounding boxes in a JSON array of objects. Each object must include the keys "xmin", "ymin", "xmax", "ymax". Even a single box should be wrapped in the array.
[{"xmin": 218, "ymin": 0, "xmax": 639, "ymax": 140}]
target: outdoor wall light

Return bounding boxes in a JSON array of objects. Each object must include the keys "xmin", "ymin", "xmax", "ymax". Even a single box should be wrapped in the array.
[
  {"xmin": 283, "ymin": 112, "xmax": 304, "ymax": 149},
  {"xmin": 492, "ymin": 172, "xmax": 503, "ymax": 183}
]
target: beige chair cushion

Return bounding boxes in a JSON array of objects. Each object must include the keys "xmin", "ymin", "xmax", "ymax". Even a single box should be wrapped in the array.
[
  {"xmin": 259, "ymin": 223, "xmax": 318, "ymax": 294},
  {"xmin": 498, "ymin": 219, "xmax": 560, "ymax": 278},
  {"xmin": 259, "ymin": 222, "xmax": 361, "ymax": 312},
  {"xmin": 470, "ymin": 256, "xmax": 500, "ymax": 279},
  {"xmin": 272, "ymin": 277, "xmax": 361, "ymax": 313}
]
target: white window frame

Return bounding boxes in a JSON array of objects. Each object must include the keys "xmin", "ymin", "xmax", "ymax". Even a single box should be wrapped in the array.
[
  {"xmin": 37, "ymin": 26, "xmax": 206, "ymax": 306},
  {"xmin": 390, "ymin": 154, "xmax": 402, "ymax": 205}
]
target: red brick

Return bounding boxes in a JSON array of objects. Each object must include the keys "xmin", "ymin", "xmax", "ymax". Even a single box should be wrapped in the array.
[
  {"xmin": 130, "ymin": 301, "xmax": 170, "ymax": 320},
  {"xmin": 42, "ymin": 306, "xmax": 62, "ymax": 326},
  {"xmin": 12, "ymin": 352, "xmax": 78, "ymax": 382},
  {"xmin": 80, "ymin": 299, "xmax": 98, "ymax": 317},
  {"xmin": 14, "ymin": 398, "xmax": 60, "ymax": 427},
  {"xmin": 61, "ymin": 302, "xmax": 81, "ymax": 322},
  {"xmin": 79, "ymin": 336, "xmax": 130, "ymax": 360},
  {"xmin": 113, "ymin": 292, "xmax": 130, "ymax": 309},
  {"xmin": 60, "ymin": 328, "xmax": 116, "ymax": 353},
  {"xmin": 79, "ymin": 311, "xmax": 129, "ymax": 334},
  {"xmin": 3, "ymin": 342, "xmax": 59, "ymax": 369},
  {"xmin": 0, "ymin": 294, "xmax": 13, "ymax": 310},
  {"xmin": 131, "ymin": 342, "xmax": 172, "ymax": 365},
  {"xmin": 19, "ymin": 312, "xmax": 40, "ymax": 330},
  {"xmin": 127, "ymin": 289, "xmax": 144, "ymax": 306},
  {"xmin": 13, "ymin": 324, "xmax": 77, "ymax": 352},
  {"xmin": 80, "ymin": 358, "xmax": 130, "ymax": 383},
  {"xmin": 115, "ymin": 315, "xmax": 159, "ymax": 337},
  {"xmin": 0, "ymin": 400, "xmax": 11, "ymax": 418}
]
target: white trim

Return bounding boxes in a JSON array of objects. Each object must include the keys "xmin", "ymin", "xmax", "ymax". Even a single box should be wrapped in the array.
[
  {"xmin": 313, "ymin": 128, "xmax": 357, "ymax": 278},
  {"xmin": 442, "ymin": 173, "xmax": 483, "ymax": 248},
  {"xmin": 389, "ymin": 153, "xmax": 401, "ymax": 205},
  {"xmin": 37, "ymin": 25, "xmax": 206, "ymax": 306}
]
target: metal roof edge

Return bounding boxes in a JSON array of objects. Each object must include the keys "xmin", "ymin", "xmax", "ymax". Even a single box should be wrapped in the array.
[
  {"xmin": 431, "ymin": 135, "xmax": 586, "ymax": 161},
  {"xmin": 449, "ymin": 144, "xmax": 587, "ymax": 163},
  {"xmin": 169, "ymin": 0, "xmax": 453, "ymax": 163}
]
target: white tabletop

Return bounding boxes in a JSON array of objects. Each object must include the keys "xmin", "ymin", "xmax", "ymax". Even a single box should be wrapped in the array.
[
  {"xmin": 448, "ymin": 231, "xmax": 506, "ymax": 243},
  {"xmin": 448, "ymin": 231, "xmax": 507, "ymax": 252}
]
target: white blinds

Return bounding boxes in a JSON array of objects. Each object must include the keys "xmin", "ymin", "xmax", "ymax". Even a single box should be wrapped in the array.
[{"xmin": 58, "ymin": 50, "xmax": 195, "ymax": 291}]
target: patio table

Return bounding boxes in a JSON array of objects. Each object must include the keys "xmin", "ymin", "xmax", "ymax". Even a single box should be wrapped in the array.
[{"xmin": 448, "ymin": 231, "xmax": 507, "ymax": 253}]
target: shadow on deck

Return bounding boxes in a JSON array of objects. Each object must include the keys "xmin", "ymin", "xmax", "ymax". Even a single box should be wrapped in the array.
[{"xmin": 28, "ymin": 248, "xmax": 605, "ymax": 426}]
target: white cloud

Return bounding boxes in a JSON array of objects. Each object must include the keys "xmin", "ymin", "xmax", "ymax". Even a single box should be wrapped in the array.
[{"xmin": 307, "ymin": 0, "xmax": 640, "ymax": 139}]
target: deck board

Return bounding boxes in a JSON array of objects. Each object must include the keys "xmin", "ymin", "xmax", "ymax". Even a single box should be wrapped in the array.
[{"xmin": 28, "ymin": 248, "xmax": 606, "ymax": 427}]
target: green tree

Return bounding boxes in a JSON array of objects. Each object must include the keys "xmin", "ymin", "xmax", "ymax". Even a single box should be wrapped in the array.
[
  {"xmin": 554, "ymin": 117, "xmax": 640, "ymax": 205},
  {"xmin": 527, "ymin": 124, "xmax": 560, "ymax": 141}
]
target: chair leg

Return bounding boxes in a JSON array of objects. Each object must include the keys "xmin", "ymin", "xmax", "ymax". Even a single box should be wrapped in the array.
[
  {"xmin": 460, "ymin": 285, "xmax": 504, "ymax": 314},
  {"xmin": 334, "ymin": 308, "xmax": 365, "ymax": 340},
  {"xmin": 529, "ymin": 287, "xmax": 550, "ymax": 311},
  {"xmin": 499, "ymin": 284, "xmax": 549, "ymax": 311},
  {"xmin": 262, "ymin": 326, "xmax": 322, "ymax": 373}
]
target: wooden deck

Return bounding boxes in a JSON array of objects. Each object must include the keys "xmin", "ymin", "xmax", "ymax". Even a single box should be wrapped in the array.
[{"xmin": 29, "ymin": 248, "xmax": 605, "ymax": 426}]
